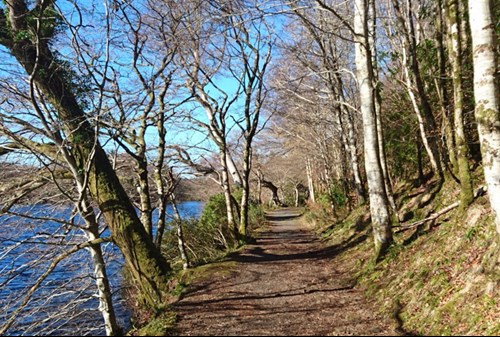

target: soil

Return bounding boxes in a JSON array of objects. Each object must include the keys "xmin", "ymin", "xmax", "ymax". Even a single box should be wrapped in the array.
[{"xmin": 171, "ymin": 208, "xmax": 400, "ymax": 336}]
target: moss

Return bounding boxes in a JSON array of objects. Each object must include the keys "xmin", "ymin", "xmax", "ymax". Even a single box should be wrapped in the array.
[
  {"xmin": 128, "ymin": 311, "xmax": 176, "ymax": 336},
  {"xmin": 178, "ymin": 260, "xmax": 237, "ymax": 287}
]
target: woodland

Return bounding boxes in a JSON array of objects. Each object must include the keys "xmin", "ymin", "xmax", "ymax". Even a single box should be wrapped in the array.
[{"xmin": 0, "ymin": 0, "xmax": 498, "ymax": 336}]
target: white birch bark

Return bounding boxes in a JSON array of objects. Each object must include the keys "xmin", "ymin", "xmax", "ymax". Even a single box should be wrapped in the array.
[
  {"xmin": 226, "ymin": 154, "xmax": 243, "ymax": 187},
  {"xmin": 469, "ymin": 0, "xmax": 500, "ymax": 234},
  {"xmin": 219, "ymin": 149, "xmax": 237, "ymax": 234},
  {"xmin": 85, "ymin": 230, "xmax": 121, "ymax": 336},
  {"xmin": 354, "ymin": 0, "xmax": 393, "ymax": 257},
  {"xmin": 306, "ymin": 158, "xmax": 316, "ymax": 203},
  {"xmin": 75, "ymin": 181, "xmax": 120, "ymax": 335}
]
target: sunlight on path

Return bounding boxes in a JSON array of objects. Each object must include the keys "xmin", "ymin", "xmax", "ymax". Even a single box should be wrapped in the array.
[{"xmin": 172, "ymin": 208, "xmax": 398, "ymax": 336}]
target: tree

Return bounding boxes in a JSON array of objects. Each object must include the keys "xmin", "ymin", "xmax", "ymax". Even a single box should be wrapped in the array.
[
  {"xmin": 353, "ymin": 0, "xmax": 393, "ymax": 258},
  {"xmin": 226, "ymin": 7, "xmax": 273, "ymax": 239},
  {"xmin": 0, "ymin": 162, "xmax": 121, "ymax": 335},
  {"xmin": 468, "ymin": 0, "xmax": 500, "ymax": 234},
  {"xmin": 174, "ymin": 1, "xmax": 273, "ymax": 241},
  {"xmin": 390, "ymin": 0, "xmax": 445, "ymax": 180},
  {"xmin": 445, "ymin": 0, "xmax": 473, "ymax": 208},
  {"xmin": 99, "ymin": 0, "xmax": 187, "ymax": 250},
  {"xmin": 0, "ymin": 0, "xmax": 169, "ymax": 308},
  {"xmin": 290, "ymin": 2, "xmax": 366, "ymax": 206}
]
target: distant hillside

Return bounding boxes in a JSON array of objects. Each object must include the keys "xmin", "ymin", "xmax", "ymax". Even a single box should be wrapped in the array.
[
  {"xmin": 175, "ymin": 178, "xmax": 220, "ymax": 202},
  {"xmin": 0, "ymin": 162, "xmax": 219, "ymax": 205}
]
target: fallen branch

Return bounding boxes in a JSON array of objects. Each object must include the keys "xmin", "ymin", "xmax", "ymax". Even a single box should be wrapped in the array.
[{"xmin": 395, "ymin": 186, "xmax": 487, "ymax": 233}]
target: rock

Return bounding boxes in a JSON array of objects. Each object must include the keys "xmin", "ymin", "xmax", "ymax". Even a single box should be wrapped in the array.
[{"xmin": 465, "ymin": 206, "xmax": 485, "ymax": 228}]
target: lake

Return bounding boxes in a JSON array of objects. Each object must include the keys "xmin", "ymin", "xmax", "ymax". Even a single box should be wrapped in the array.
[{"xmin": 0, "ymin": 201, "xmax": 204, "ymax": 336}]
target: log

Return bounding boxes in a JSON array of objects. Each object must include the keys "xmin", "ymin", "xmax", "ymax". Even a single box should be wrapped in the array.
[{"xmin": 395, "ymin": 186, "xmax": 487, "ymax": 232}]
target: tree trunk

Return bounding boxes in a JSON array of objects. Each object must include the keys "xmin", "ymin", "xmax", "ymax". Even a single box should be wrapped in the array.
[
  {"xmin": 262, "ymin": 179, "xmax": 282, "ymax": 207},
  {"xmin": 219, "ymin": 149, "xmax": 237, "ymax": 238},
  {"xmin": 370, "ymin": 0, "xmax": 396, "ymax": 214},
  {"xmin": 375, "ymin": 96, "xmax": 397, "ymax": 213},
  {"xmin": 0, "ymin": 1, "xmax": 170, "ymax": 307},
  {"xmin": 74, "ymin": 163, "xmax": 121, "ymax": 335},
  {"xmin": 137, "ymin": 157, "xmax": 153, "ymax": 238},
  {"xmin": 336, "ymin": 98, "xmax": 359, "ymax": 209},
  {"xmin": 154, "ymin": 112, "xmax": 168, "ymax": 249},
  {"xmin": 86, "ymin": 230, "xmax": 121, "ymax": 336},
  {"xmin": 469, "ymin": 0, "xmax": 500, "ymax": 234},
  {"xmin": 306, "ymin": 158, "xmax": 316, "ymax": 203},
  {"xmin": 344, "ymin": 108, "xmax": 366, "ymax": 205},
  {"xmin": 436, "ymin": 0, "xmax": 458, "ymax": 173},
  {"xmin": 78, "ymin": 194, "xmax": 121, "ymax": 335},
  {"xmin": 354, "ymin": 0, "xmax": 393, "ymax": 259},
  {"xmin": 170, "ymin": 193, "xmax": 190, "ymax": 270},
  {"xmin": 226, "ymin": 153, "xmax": 243, "ymax": 187},
  {"xmin": 257, "ymin": 169, "xmax": 263, "ymax": 205},
  {"xmin": 294, "ymin": 184, "xmax": 300, "ymax": 207},
  {"xmin": 446, "ymin": 0, "xmax": 474, "ymax": 208},
  {"xmin": 239, "ymin": 146, "xmax": 252, "ymax": 240}
]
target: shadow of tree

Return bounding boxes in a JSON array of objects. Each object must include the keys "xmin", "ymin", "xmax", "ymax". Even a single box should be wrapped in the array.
[{"xmin": 171, "ymin": 208, "xmax": 401, "ymax": 336}]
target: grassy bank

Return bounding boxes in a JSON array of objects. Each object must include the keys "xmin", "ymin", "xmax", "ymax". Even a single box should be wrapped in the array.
[{"xmin": 312, "ymin": 179, "xmax": 499, "ymax": 335}]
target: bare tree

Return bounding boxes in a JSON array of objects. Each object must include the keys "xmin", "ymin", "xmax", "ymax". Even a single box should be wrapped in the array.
[
  {"xmin": 225, "ymin": 6, "xmax": 273, "ymax": 239},
  {"xmin": 388, "ymin": 0, "xmax": 445, "ymax": 180},
  {"xmin": 0, "ymin": 0, "xmax": 169, "ymax": 310},
  {"xmin": 100, "ymin": 0, "xmax": 186, "ymax": 247},
  {"xmin": 0, "ymin": 144, "xmax": 121, "ymax": 335},
  {"xmin": 173, "ymin": 1, "xmax": 273, "ymax": 241}
]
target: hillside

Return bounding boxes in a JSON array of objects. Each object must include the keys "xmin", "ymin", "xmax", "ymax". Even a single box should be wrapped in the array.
[{"xmin": 313, "ymin": 177, "xmax": 499, "ymax": 335}]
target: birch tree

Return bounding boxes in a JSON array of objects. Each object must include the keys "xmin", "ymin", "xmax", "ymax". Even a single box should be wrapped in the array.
[
  {"xmin": 469, "ymin": 0, "xmax": 500, "ymax": 234},
  {"xmin": 353, "ymin": 0, "xmax": 393, "ymax": 257},
  {"xmin": 390, "ymin": 0, "xmax": 445, "ymax": 180},
  {"xmin": 226, "ymin": 7, "xmax": 273, "ymax": 239},
  {"xmin": 175, "ymin": 1, "xmax": 272, "ymax": 241},
  {"xmin": 446, "ymin": 0, "xmax": 473, "ymax": 207}
]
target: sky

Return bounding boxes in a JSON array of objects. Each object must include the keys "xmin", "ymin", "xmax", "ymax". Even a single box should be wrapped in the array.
[{"xmin": 0, "ymin": 0, "xmax": 281, "ymax": 171}]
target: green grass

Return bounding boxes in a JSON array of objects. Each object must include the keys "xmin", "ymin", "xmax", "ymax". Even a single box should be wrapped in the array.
[{"xmin": 128, "ymin": 311, "xmax": 177, "ymax": 336}]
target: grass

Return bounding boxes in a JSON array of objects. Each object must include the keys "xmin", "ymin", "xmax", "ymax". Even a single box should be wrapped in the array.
[
  {"xmin": 127, "ymin": 312, "xmax": 177, "ymax": 336},
  {"xmin": 311, "ymin": 177, "xmax": 500, "ymax": 336}
]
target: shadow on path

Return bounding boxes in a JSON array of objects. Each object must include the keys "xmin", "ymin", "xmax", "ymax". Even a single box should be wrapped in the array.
[{"xmin": 171, "ymin": 208, "xmax": 399, "ymax": 336}]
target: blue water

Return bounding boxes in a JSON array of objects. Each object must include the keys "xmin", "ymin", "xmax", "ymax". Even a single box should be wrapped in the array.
[{"xmin": 0, "ymin": 201, "xmax": 204, "ymax": 336}]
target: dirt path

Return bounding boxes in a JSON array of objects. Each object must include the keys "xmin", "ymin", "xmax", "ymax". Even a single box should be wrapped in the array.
[{"xmin": 171, "ymin": 208, "xmax": 398, "ymax": 336}]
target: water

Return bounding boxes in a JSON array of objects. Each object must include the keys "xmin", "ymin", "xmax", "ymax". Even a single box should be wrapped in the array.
[{"xmin": 0, "ymin": 201, "xmax": 204, "ymax": 336}]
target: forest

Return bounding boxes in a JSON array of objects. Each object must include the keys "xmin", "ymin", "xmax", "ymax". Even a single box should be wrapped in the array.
[{"xmin": 0, "ymin": 0, "xmax": 498, "ymax": 336}]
